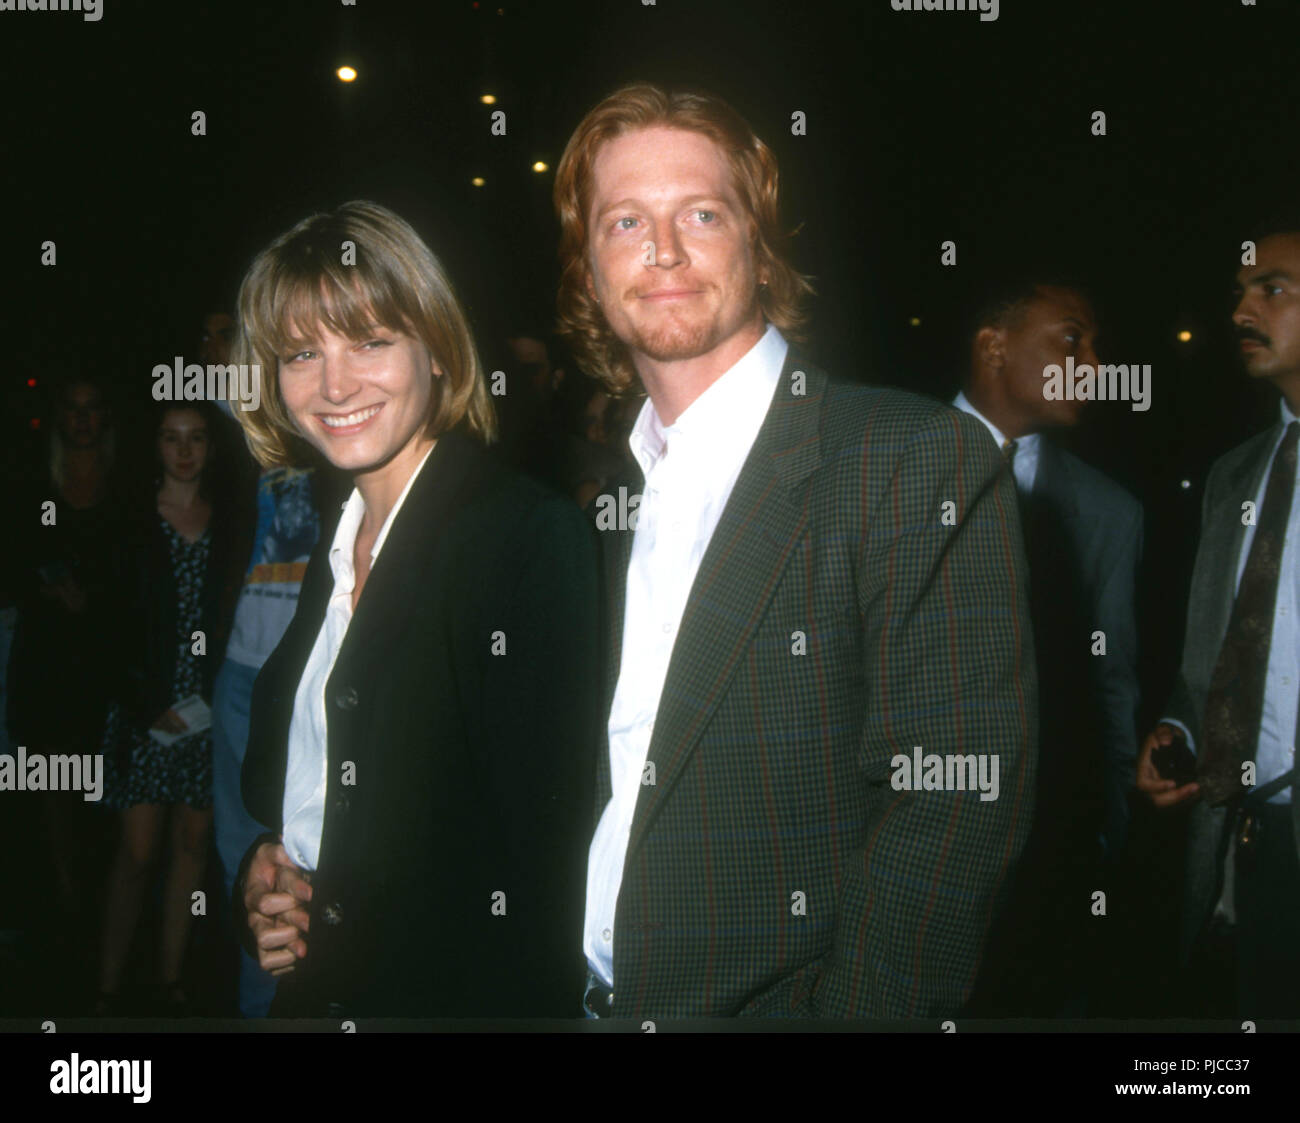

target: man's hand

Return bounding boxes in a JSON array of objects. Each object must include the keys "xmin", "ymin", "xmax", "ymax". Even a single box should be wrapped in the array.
[
  {"xmin": 1136, "ymin": 722, "xmax": 1200, "ymax": 808},
  {"xmin": 243, "ymin": 840, "xmax": 313, "ymax": 976}
]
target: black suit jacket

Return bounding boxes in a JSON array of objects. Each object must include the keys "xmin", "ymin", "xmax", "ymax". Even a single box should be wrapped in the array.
[
  {"xmin": 234, "ymin": 429, "xmax": 600, "ymax": 1018},
  {"xmin": 1022, "ymin": 437, "xmax": 1143, "ymax": 861},
  {"xmin": 110, "ymin": 493, "xmax": 246, "ymax": 732}
]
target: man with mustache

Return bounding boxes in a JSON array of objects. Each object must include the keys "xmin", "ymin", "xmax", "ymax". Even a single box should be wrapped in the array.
[
  {"xmin": 557, "ymin": 83, "xmax": 1035, "ymax": 1019},
  {"xmin": 1138, "ymin": 219, "xmax": 1300, "ymax": 1017}
]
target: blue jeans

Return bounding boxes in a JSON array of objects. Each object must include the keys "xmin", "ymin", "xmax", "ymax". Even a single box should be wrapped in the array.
[{"xmin": 212, "ymin": 657, "xmax": 277, "ymax": 1018}]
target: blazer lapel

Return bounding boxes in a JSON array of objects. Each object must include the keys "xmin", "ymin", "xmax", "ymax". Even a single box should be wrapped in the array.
[
  {"xmin": 594, "ymin": 470, "xmax": 642, "ymax": 821},
  {"xmin": 1032, "ymin": 438, "xmax": 1079, "ymax": 520},
  {"xmin": 623, "ymin": 349, "xmax": 826, "ymax": 861},
  {"xmin": 328, "ymin": 431, "xmax": 489, "ymax": 714}
]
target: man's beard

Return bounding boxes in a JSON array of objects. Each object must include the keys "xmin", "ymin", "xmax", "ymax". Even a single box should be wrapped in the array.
[
  {"xmin": 625, "ymin": 311, "xmax": 721, "ymax": 362},
  {"xmin": 617, "ymin": 288, "xmax": 758, "ymax": 363}
]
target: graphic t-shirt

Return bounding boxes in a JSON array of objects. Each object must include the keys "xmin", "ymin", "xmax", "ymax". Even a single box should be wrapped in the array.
[{"xmin": 224, "ymin": 466, "xmax": 320, "ymax": 669}]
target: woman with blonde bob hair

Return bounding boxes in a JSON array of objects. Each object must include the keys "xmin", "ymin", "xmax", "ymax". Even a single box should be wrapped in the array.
[{"xmin": 228, "ymin": 200, "xmax": 600, "ymax": 1018}]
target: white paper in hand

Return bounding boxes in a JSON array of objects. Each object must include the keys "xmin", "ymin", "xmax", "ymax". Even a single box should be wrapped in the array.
[{"xmin": 148, "ymin": 694, "xmax": 213, "ymax": 746}]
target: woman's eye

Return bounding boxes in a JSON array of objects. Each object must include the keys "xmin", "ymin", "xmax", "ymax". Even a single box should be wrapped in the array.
[
  {"xmin": 285, "ymin": 350, "xmax": 313, "ymax": 363},
  {"xmin": 361, "ymin": 339, "xmax": 390, "ymax": 349},
  {"xmin": 615, "ymin": 216, "xmax": 638, "ymax": 231}
]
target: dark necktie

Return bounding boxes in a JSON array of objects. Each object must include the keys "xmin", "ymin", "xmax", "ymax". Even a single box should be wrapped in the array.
[
  {"xmin": 1198, "ymin": 420, "xmax": 1300, "ymax": 805},
  {"xmin": 1002, "ymin": 438, "xmax": 1030, "ymax": 536}
]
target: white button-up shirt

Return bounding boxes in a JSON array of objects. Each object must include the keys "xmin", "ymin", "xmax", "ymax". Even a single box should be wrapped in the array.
[
  {"xmin": 281, "ymin": 444, "xmax": 435, "ymax": 871},
  {"xmin": 583, "ymin": 322, "xmax": 788, "ymax": 987},
  {"xmin": 953, "ymin": 390, "xmax": 1040, "ymax": 496}
]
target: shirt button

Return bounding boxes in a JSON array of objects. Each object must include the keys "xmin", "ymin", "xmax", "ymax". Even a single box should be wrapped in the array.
[
  {"xmin": 602, "ymin": 929, "xmax": 611, "ymax": 941},
  {"xmin": 1284, "ymin": 677, "xmax": 1291, "ymax": 687},
  {"xmin": 662, "ymin": 623, "xmax": 671, "ymax": 634}
]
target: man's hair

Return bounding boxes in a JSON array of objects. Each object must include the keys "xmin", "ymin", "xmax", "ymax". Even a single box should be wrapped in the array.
[
  {"xmin": 968, "ymin": 272, "xmax": 1095, "ymax": 342},
  {"xmin": 1249, "ymin": 207, "xmax": 1300, "ymax": 245},
  {"xmin": 231, "ymin": 200, "xmax": 495, "ymax": 468},
  {"xmin": 554, "ymin": 82, "xmax": 814, "ymax": 396}
]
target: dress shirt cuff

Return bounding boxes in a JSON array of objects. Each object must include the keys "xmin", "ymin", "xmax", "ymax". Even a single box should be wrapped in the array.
[{"xmin": 1159, "ymin": 717, "xmax": 1195, "ymax": 754}]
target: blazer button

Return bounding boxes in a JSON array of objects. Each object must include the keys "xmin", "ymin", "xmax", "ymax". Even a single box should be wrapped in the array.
[
  {"xmin": 326, "ymin": 1001, "xmax": 347, "ymax": 1019},
  {"xmin": 322, "ymin": 902, "xmax": 344, "ymax": 926},
  {"xmin": 335, "ymin": 686, "xmax": 359, "ymax": 710},
  {"xmin": 333, "ymin": 793, "xmax": 351, "ymax": 814}
]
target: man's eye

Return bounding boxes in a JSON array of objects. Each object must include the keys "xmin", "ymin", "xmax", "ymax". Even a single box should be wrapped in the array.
[
  {"xmin": 360, "ymin": 339, "xmax": 391, "ymax": 349},
  {"xmin": 284, "ymin": 350, "xmax": 314, "ymax": 363},
  {"xmin": 1266, "ymin": 284, "xmax": 1283, "ymax": 296},
  {"xmin": 696, "ymin": 210, "xmax": 716, "ymax": 223},
  {"xmin": 615, "ymin": 217, "xmax": 638, "ymax": 231},
  {"xmin": 1065, "ymin": 334, "xmax": 1079, "ymax": 346}
]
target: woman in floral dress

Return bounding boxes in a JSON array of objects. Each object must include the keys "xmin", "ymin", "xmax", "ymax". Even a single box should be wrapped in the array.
[{"xmin": 96, "ymin": 401, "xmax": 242, "ymax": 1015}]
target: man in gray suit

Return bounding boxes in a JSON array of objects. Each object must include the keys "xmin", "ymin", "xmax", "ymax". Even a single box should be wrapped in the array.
[
  {"xmin": 955, "ymin": 277, "xmax": 1143, "ymax": 1015},
  {"xmin": 1139, "ymin": 223, "xmax": 1300, "ymax": 1019}
]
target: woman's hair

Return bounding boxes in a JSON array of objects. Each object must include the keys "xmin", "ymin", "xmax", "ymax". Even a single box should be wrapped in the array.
[
  {"xmin": 554, "ymin": 82, "xmax": 815, "ymax": 397},
  {"xmin": 149, "ymin": 399, "xmax": 226, "ymax": 502},
  {"xmin": 230, "ymin": 200, "xmax": 496, "ymax": 468},
  {"xmin": 48, "ymin": 373, "xmax": 115, "ymax": 494}
]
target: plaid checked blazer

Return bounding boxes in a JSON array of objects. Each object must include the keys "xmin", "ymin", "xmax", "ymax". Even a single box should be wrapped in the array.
[{"xmin": 595, "ymin": 351, "xmax": 1038, "ymax": 1018}]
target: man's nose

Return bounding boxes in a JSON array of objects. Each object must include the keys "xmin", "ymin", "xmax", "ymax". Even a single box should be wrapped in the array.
[{"xmin": 648, "ymin": 223, "xmax": 685, "ymax": 267}]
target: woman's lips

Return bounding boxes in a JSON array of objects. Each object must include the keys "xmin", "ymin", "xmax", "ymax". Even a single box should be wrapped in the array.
[{"xmin": 318, "ymin": 402, "xmax": 384, "ymax": 434}]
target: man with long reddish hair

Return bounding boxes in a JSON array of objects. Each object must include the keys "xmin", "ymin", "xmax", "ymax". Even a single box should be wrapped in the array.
[{"xmin": 557, "ymin": 83, "xmax": 1036, "ymax": 1019}]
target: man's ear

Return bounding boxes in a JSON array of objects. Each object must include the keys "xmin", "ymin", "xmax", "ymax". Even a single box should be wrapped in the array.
[{"xmin": 974, "ymin": 326, "xmax": 1006, "ymax": 373}]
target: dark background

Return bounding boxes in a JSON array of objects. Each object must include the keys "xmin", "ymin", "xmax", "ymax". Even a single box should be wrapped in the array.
[{"xmin": 3, "ymin": 0, "xmax": 1300, "ymax": 1017}]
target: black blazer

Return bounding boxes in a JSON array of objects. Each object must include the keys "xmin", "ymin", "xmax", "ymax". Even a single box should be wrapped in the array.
[
  {"xmin": 234, "ymin": 430, "xmax": 600, "ymax": 1018},
  {"xmin": 1021, "ymin": 437, "xmax": 1143, "ymax": 861},
  {"xmin": 111, "ymin": 492, "xmax": 245, "ymax": 732}
]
